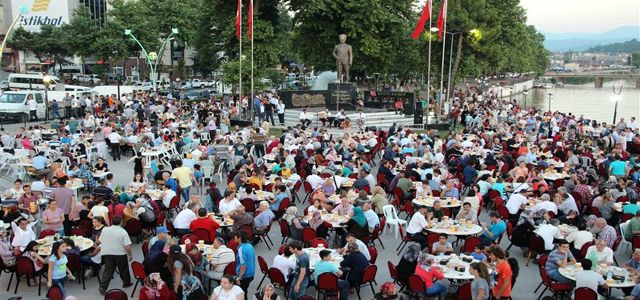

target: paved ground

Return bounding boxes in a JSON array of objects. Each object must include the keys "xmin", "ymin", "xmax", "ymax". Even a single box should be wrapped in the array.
[{"xmin": 0, "ymin": 148, "xmax": 635, "ymax": 300}]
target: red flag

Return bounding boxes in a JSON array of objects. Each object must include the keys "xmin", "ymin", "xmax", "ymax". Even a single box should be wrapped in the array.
[
  {"xmin": 436, "ymin": 0, "xmax": 447, "ymax": 39},
  {"xmin": 411, "ymin": 0, "xmax": 431, "ymax": 39},
  {"xmin": 235, "ymin": 0, "xmax": 241, "ymax": 39},
  {"xmin": 248, "ymin": 0, "xmax": 253, "ymax": 38}
]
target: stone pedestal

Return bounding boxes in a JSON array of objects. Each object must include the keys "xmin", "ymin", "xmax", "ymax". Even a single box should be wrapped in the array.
[{"xmin": 327, "ymin": 82, "xmax": 357, "ymax": 109}]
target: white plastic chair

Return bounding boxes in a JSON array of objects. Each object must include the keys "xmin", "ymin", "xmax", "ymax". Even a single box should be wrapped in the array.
[
  {"xmin": 382, "ymin": 205, "xmax": 407, "ymax": 239},
  {"xmin": 200, "ymin": 132, "xmax": 210, "ymax": 143},
  {"xmin": 619, "ymin": 220, "xmax": 632, "ymax": 254},
  {"xmin": 214, "ymin": 162, "xmax": 226, "ymax": 183},
  {"xmin": 201, "ymin": 165, "xmax": 214, "ymax": 182}
]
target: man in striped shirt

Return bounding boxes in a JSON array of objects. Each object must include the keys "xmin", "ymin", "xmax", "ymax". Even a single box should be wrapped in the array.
[{"xmin": 206, "ymin": 237, "xmax": 236, "ymax": 281}]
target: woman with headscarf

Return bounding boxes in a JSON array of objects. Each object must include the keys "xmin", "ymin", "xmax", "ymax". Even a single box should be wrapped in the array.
[
  {"xmin": 307, "ymin": 210, "xmax": 328, "ymax": 239},
  {"xmin": 396, "ymin": 244, "xmax": 420, "ymax": 284},
  {"xmin": 339, "ymin": 242, "xmax": 369, "ymax": 288},
  {"xmin": 283, "ymin": 206, "xmax": 307, "ymax": 241},
  {"xmin": 139, "ymin": 272, "xmax": 172, "ymax": 300},
  {"xmin": 167, "ymin": 245, "xmax": 204, "ymax": 300},
  {"xmin": 252, "ymin": 283, "xmax": 280, "ymax": 300},
  {"xmin": 143, "ymin": 239, "xmax": 169, "ymax": 276},
  {"xmin": 341, "ymin": 206, "xmax": 369, "ymax": 240},
  {"xmin": 414, "ymin": 253, "xmax": 447, "ymax": 299}
]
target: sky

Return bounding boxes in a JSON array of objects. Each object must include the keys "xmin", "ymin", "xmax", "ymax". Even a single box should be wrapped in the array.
[{"xmin": 519, "ymin": 0, "xmax": 640, "ymax": 33}]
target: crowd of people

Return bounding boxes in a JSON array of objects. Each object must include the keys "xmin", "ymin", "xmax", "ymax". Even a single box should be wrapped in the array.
[{"xmin": 0, "ymin": 85, "xmax": 638, "ymax": 300}]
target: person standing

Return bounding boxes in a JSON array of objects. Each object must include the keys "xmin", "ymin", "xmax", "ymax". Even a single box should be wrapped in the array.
[
  {"xmin": 234, "ymin": 231, "xmax": 256, "ymax": 299},
  {"xmin": 98, "ymin": 216, "xmax": 133, "ymax": 295},
  {"xmin": 288, "ymin": 240, "xmax": 309, "ymax": 300},
  {"xmin": 51, "ymin": 178, "xmax": 76, "ymax": 236},
  {"xmin": 63, "ymin": 93, "xmax": 72, "ymax": 119},
  {"xmin": 171, "ymin": 160, "xmax": 198, "ymax": 202},
  {"xmin": 488, "ymin": 246, "xmax": 512, "ymax": 299},
  {"xmin": 47, "ymin": 240, "xmax": 75, "ymax": 298},
  {"xmin": 27, "ymin": 94, "xmax": 38, "ymax": 121},
  {"xmin": 277, "ymin": 100, "xmax": 285, "ymax": 126},
  {"xmin": 107, "ymin": 130, "xmax": 122, "ymax": 161}
]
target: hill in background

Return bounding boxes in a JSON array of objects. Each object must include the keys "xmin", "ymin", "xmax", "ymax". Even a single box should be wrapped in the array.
[
  {"xmin": 586, "ymin": 39, "xmax": 640, "ymax": 53},
  {"xmin": 543, "ymin": 26, "xmax": 640, "ymax": 52}
]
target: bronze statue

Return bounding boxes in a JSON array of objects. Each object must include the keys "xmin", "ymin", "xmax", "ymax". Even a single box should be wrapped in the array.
[{"xmin": 333, "ymin": 34, "xmax": 353, "ymax": 83}]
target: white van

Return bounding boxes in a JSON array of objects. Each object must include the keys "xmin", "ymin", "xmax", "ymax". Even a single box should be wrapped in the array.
[
  {"xmin": 8, "ymin": 73, "xmax": 61, "ymax": 90},
  {"xmin": 90, "ymin": 85, "xmax": 143, "ymax": 97},
  {"xmin": 0, "ymin": 91, "xmax": 46, "ymax": 121}
]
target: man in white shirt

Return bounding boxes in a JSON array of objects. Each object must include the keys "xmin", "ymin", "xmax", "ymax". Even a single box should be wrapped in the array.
[
  {"xmin": 505, "ymin": 190, "xmax": 528, "ymax": 219},
  {"xmin": 173, "ymin": 202, "xmax": 198, "ymax": 237},
  {"xmin": 27, "ymin": 95, "xmax": 38, "ymax": 121},
  {"xmin": 533, "ymin": 194, "xmax": 558, "ymax": 215},
  {"xmin": 336, "ymin": 233, "xmax": 371, "ymax": 261},
  {"xmin": 306, "ymin": 171, "xmax": 324, "ymax": 189},
  {"xmin": 585, "ymin": 239, "xmax": 614, "ymax": 266},
  {"xmin": 407, "ymin": 206, "xmax": 430, "ymax": 249},
  {"xmin": 10, "ymin": 216, "xmax": 37, "ymax": 250},
  {"xmin": 299, "ymin": 109, "xmax": 311, "ymax": 127},
  {"xmin": 272, "ymin": 247, "xmax": 296, "ymax": 279},
  {"xmin": 362, "ymin": 202, "xmax": 380, "ymax": 232},
  {"xmin": 207, "ymin": 237, "xmax": 236, "ymax": 280},
  {"xmin": 566, "ymin": 230, "xmax": 594, "ymax": 257},
  {"xmin": 575, "ymin": 259, "xmax": 608, "ymax": 298},
  {"xmin": 107, "ymin": 131, "xmax": 122, "ymax": 161},
  {"xmin": 535, "ymin": 219, "xmax": 563, "ymax": 251}
]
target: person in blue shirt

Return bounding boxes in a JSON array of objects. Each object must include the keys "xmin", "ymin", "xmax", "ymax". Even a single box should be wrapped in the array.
[
  {"xmin": 491, "ymin": 177, "xmax": 506, "ymax": 198},
  {"xmin": 193, "ymin": 164, "xmax": 204, "ymax": 182},
  {"xmin": 314, "ymin": 249, "xmax": 350, "ymax": 300},
  {"xmin": 470, "ymin": 245, "xmax": 488, "ymax": 262},
  {"xmin": 609, "ymin": 156, "xmax": 628, "ymax": 177},
  {"xmin": 479, "ymin": 211, "xmax": 506, "ymax": 247},
  {"xmin": 270, "ymin": 185, "xmax": 287, "ymax": 211},
  {"xmin": 463, "ymin": 163, "xmax": 478, "ymax": 185},
  {"xmin": 234, "ymin": 231, "xmax": 255, "ymax": 295},
  {"xmin": 442, "ymin": 180, "xmax": 460, "ymax": 199},
  {"xmin": 31, "ymin": 151, "xmax": 49, "ymax": 170}
]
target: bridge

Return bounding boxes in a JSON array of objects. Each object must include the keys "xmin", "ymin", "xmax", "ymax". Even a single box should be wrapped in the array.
[{"xmin": 543, "ymin": 71, "xmax": 640, "ymax": 88}]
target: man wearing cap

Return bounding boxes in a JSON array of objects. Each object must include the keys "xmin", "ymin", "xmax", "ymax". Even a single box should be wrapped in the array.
[{"xmin": 149, "ymin": 226, "xmax": 172, "ymax": 249}]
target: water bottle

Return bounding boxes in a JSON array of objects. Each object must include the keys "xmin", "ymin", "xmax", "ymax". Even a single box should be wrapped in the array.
[{"xmin": 607, "ymin": 270, "xmax": 613, "ymax": 279}]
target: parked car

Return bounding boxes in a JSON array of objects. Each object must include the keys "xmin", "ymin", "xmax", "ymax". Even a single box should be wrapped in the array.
[
  {"xmin": 185, "ymin": 90, "xmax": 210, "ymax": 101},
  {"xmin": 186, "ymin": 79, "xmax": 204, "ymax": 89}
]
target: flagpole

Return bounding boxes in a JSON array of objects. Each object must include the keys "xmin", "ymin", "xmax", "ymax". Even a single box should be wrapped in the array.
[
  {"xmin": 426, "ymin": 0, "xmax": 432, "ymax": 124},
  {"xmin": 439, "ymin": 0, "xmax": 447, "ymax": 116},
  {"xmin": 250, "ymin": 0, "xmax": 254, "ymax": 124},
  {"xmin": 239, "ymin": 0, "xmax": 243, "ymax": 109}
]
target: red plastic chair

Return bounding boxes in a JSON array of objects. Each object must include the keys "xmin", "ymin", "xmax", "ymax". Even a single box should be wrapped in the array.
[
  {"xmin": 227, "ymin": 238, "xmax": 239, "ymax": 253},
  {"xmin": 130, "ymin": 261, "xmax": 146, "ymax": 297},
  {"xmin": 309, "ymin": 237, "xmax": 329, "ymax": 248},
  {"xmin": 278, "ymin": 244, "xmax": 287, "ymax": 255},
  {"xmin": 590, "ymin": 207, "xmax": 602, "ymax": 217},
  {"xmin": 574, "ymin": 287, "xmax": 598, "ymax": 300},
  {"xmin": 315, "ymin": 272, "xmax": 340, "ymax": 299},
  {"xmin": 13, "ymin": 256, "xmax": 45, "ymax": 295},
  {"xmin": 241, "ymin": 198, "xmax": 256, "ymax": 213},
  {"xmin": 301, "ymin": 227, "xmax": 317, "ymax": 246},
  {"xmin": 355, "ymin": 265, "xmax": 378, "ymax": 300},
  {"xmin": 125, "ymin": 218, "xmax": 143, "ymax": 243},
  {"xmin": 104, "ymin": 288, "xmax": 128, "ymax": 300},
  {"xmin": 302, "ymin": 181, "xmax": 313, "ymax": 203},
  {"xmin": 633, "ymin": 236, "xmax": 640, "ymax": 251},
  {"xmin": 494, "ymin": 197, "xmax": 505, "ymax": 208},
  {"xmin": 577, "ymin": 241, "xmax": 595, "ymax": 260},
  {"xmin": 279, "ymin": 219, "xmax": 291, "ymax": 244},
  {"xmin": 223, "ymin": 261, "xmax": 237, "ymax": 276},
  {"xmin": 426, "ymin": 232, "xmax": 440, "ymax": 251},
  {"xmin": 387, "ymin": 261, "xmax": 406, "ymax": 291},
  {"xmin": 268, "ymin": 267, "xmax": 290, "ymax": 298},
  {"xmin": 538, "ymin": 258, "xmax": 573, "ymax": 298},
  {"xmin": 167, "ymin": 194, "xmax": 181, "ymax": 217},
  {"xmin": 462, "ymin": 236, "xmax": 482, "ymax": 254},
  {"xmin": 47, "ymin": 285, "xmax": 64, "ymax": 300},
  {"xmin": 363, "ymin": 245, "xmax": 376, "ymax": 264},
  {"xmin": 39, "ymin": 229, "xmax": 56, "ymax": 239},
  {"xmin": 257, "ymin": 256, "xmax": 269, "ymax": 289},
  {"xmin": 407, "ymin": 274, "xmax": 426, "ymax": 298},
  {"xmin": 180, "ymin": 234, "xmax": 198, "ymax": 245},
  {"xmin": 457, "ymin": 281, "xmax": 472, "ymax": 300},
  {"xmin": 526, "ymin": 234, "xmax": 546, "ymax": 266},
  {"xmin": 238, "ymin": 224, "xmax": 254, "ymax": 241},
  {"xmin": 192, "ymin": 228, "xmax": 212, "ymax": 244},
  {"xmin": 505, "ymin": 222, "xmax": 515, "ymax": 250},
  {"xmin": 141, "ymin": 240, "xmax": 150, "ymax": 257},
  {"xmin": 70, "ymin": 226, "xmax": 86, "ymax": 237},
  {"xmin": 396, "ymin": 226, "xmax": 414, "ymax": 254}
]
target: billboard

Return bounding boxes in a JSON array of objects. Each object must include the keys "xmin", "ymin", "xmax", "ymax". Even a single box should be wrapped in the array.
[{"xmin": 9, "ymin": 0, "xmax": 77, "ymax": 32}]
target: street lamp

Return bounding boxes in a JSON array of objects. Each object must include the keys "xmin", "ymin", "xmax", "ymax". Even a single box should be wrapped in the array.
[
  {"xmin": 546, "ymin": 92, "xmax": 553, "ymax": 112},
  {"xmin": 125, "ymin": 28, "xmax": 178, "ymax": 93},
  {"xmin": 509, "ymin": 86, "xmax": 514, "ymax": 100},
  {"xmin": 523, "ymin": 91, "xmax": 529, "ymax": 108},
  {"xmin": 43, "ymin": 75, "xmax": 52, "ymax": 121},
  {"xmin": 612, "ymin": 81, "xmax": 623, "ymax": 124}
]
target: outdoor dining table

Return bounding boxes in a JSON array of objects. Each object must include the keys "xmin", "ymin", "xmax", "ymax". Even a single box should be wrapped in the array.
[
  {"xmin": 412, "ymin": 197, "xmax": 462, "ymax": 209},
  {"xmin": 432, "ymin": 253, "xmax": 480, "ymax": 280},
  {"xmin": 559, "ymin": 264, "xmax": 635, "ymax": 295},
  {"xmin": 37, "ymin": 235, "xmax": 94, "ymax": 256},
  {"xmin": 427, "ymin": 220, "xmax": 483, "ymax": 236},
  {"xmin": 288, "ymin": 247, "xmax": 344, "ymax": 271},
  {"xmin": 542, "ymin": 171, "xmax": 571, "ymax": 181}
]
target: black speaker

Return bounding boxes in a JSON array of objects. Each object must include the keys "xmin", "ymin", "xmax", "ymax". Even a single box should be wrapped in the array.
[{"xmin": 414, "ymin": 109, "xmax": 424, "ymax": 125}]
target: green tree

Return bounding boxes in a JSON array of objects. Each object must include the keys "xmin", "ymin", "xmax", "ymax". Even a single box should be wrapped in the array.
[
  {"xmin": 9, "ymin": 25, "xmax": 71, "ymax": 74},
  {"xmin": 628, "ymin": 52, "xmax": 639, "ymax": 68},
  {"xmin": 60, "ymin": 6, "xmax": 100, "ymax": 62}
]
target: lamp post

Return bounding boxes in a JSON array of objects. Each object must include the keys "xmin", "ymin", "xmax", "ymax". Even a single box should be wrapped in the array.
[
  {"xmin": 125, "ymin": 28, "xmax": 178, "ymax": 93},
  {"xmin": 43, "ymin": 75, "xmax": 51, "ymax": 121},
  {"xmin": 546, "ymin": 92, "xmax": 553, "ymax": 112},
  {"xmin": 523, "ymin": 91, "xmax": 529, "ymax": 108},
  {"xmin": 612, "ymin": 82, "xmax": 623, "ymax": 124}
]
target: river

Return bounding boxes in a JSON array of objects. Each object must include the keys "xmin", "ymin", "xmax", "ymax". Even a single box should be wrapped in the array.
[{"xmin": 510, "ymin": 80, "xmax": 640, "ymax": 124}]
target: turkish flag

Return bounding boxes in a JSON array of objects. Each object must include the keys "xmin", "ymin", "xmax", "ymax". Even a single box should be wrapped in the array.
[
  {"xmin": 248, "ymin": 0, "xmax": 253, "ymax": 38},
  {"xmin": 436, "ymin": 0, "xmax": 447, "ymax": 39},
  {"xmin": 411, "ymin": 0, "xmax": 431, "ymax": 40},
  {"xmin": 235, "ymin": 0, "xmax": 242, "ymax": 39}
]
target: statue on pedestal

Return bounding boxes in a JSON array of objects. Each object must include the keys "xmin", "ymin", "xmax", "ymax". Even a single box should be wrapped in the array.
[{"xmin": 333, "ymin": 34, "xmax": 353, "ymax": 83}]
